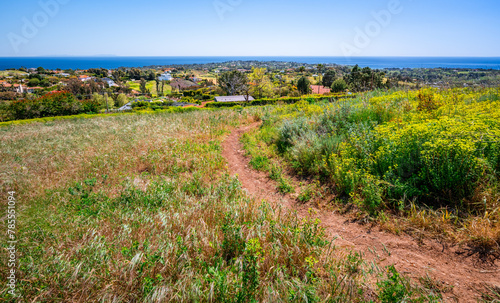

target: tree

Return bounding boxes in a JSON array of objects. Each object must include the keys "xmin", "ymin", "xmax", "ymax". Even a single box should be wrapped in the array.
[
  {"xmin": 139, "ymin": 79, "xmax": 148, "ymax": 95},
  {"xmin": 115, "ymin": 94, "xmax": 128, "ymax": 108},
  {"xmin": 317, "ymin": 64, "xmax": 325, "ymax": 74},
  {"xmin": 217, "ymin": 70, "xmax": 248, "ymax": 96},
  {"xmin": 297, "ymin": 77, "xmax": 311, "ymax": 95},
  {"xmin": 331, "ymin": 79, "xmax": 348, "ymax": 93},
  {"xmin": 249, "ymin": 67, "xmax": 274, "ymax": 99},
  {"xmin": 343, "ymin": 65, "xmax": 386, "ymax": 92},
  {"xmin": 148, "ymin": 71, "xmax": 156, "ymax": 81},
  {"xmin": 322, "ymin": 70, "xmax": 336, "ymax": 88},
  {"xmin": 28, "ymin": 78, "xmax": 40, "ymax": 87},
  {"xmin": 39, "ymin": 79, "xmax": 50, "ymax": 87},
  {"xmin": 92, "ymin": 93, "xmax": 106, "ymax": 108},
  {"xmin": 66, "ymin": 78, "xmax": 83, "ymax": 96}
]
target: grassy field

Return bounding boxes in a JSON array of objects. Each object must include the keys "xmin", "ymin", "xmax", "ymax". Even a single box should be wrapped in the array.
[
  {"xmin": 242, "ymin": 88, "xmax": 500, "ymax": 258},
  {"xmin": 126, "ymin": 80, "xmax": 172, "ymax": 97},
  {"xmin": 0, "ymin": 70, "xmax": 28, "ymax": 77},
  {"xmin": 0, "ymin": 108, "xmax": 442, "ymax": 302}
]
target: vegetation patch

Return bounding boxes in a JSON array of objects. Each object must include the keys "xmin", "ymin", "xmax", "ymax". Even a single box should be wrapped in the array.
[
  {"xmin": 1, "ymin": 107, "xmax": 441, "ymax": 301},
  {"xmin": 242, "ymin": 88, "xmax": 500, "ymax": 259}
]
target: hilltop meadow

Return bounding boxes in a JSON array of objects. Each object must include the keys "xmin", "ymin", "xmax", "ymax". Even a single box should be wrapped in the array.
[{"xmin": 1, "ymin": 86, "xmax": 500, "ymax": 302}]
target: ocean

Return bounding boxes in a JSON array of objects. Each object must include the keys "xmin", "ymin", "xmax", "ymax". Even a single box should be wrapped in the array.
[{"xmin": 0, "ymin": 56, "xmax": 499, "ymax": 70}]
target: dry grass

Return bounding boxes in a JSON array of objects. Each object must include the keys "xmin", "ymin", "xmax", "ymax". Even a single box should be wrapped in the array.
[{"xmin": 0, "ymin": 108, "xmax": 440, "ymax": 302}]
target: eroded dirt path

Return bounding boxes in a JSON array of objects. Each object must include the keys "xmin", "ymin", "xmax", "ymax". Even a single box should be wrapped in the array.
[{"xmin": 222, "ymin": 122, "xmax": 500, "ymax": 303}]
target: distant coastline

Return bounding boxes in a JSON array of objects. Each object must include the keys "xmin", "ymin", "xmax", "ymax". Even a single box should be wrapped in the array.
[{"xmin": 1, "ymin": 56, "xmax": 500, "ymax": 70}]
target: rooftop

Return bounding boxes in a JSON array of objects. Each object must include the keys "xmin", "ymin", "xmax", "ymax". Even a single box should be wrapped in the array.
[{"xmin": 214, "ymin": 95, "xmax": 255, "ymax": 102}]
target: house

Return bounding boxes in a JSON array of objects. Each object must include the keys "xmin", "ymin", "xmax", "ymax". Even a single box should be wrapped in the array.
[
  {"xmin": 214, "ymin": 95, "xmax": 255, "ymax": 102},
  {"xmin": 0, "ymin": 80, "xmax": 11, "ymax": 88},
  {"xmin": 158, "ymin": 72, "xmax": 172, "ymax": 81},
  {"xmin": 169, "ymin": 79, "xmax": 198, "ymax": 90},
  {"xmin": 79, "ymin": 75, "xmax": 91, "ymax": 82},
  {"xmin": 117, "ymin": 102, "xmax": 133, "ymax": 111},
  {"xmin": 26, "ymin": 86, "xmax": 43, "ymax": 93},
  {"xmin": 14, "ymin": 84, "xmax": 24, "ymax": 93},
  {"xmin": 102, "ymin": 77, "xmax": 117, "ymax": 87},
  {"xmin": 310, "ymin": 85, "xmax": 331, "ymax": 95}
]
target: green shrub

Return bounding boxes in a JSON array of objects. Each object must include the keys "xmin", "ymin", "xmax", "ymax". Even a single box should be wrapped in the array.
[
  {"xmin": 7, "ymin": 91, "xmax": 99, "ymax": 120},
  {"xmin": 331, "ymin": 79, "xmax": 348, "ymax": 93},
  {"xmin": 377, "ymin": 266, "xmax": 409, "ymax": 303},
  {"xmin": 249, "ymin": 155, "xmax": 270, "ymax": 171}
]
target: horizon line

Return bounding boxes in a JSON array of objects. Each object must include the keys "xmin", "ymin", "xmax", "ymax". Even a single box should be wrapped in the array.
[{"xmin": 1, "ymin": 55, "xmax": 500, "ymax": 58}]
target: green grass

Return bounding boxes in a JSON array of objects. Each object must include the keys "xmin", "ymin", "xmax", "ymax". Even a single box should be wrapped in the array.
[
  {"xmin": 0, "ymin": 106, "xmax": 438, "ymax": 301},
  {"xmin": 0, "ymin": 70, "xmax": 28, "ymax": 77},
  {"xmin": 126, "ymin": 80, "xmax": 172, "ymax": 97},
  {"xmin": 0, "ymin": 106, "xmax": 205, "ymax": 127}
]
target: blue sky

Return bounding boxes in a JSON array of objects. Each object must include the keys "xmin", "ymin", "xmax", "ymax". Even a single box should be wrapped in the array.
[{"xmin": 0, "ymin": 0, "xmax": 499, "ymax": 57}]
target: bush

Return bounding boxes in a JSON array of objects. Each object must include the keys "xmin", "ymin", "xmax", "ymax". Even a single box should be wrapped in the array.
[
  {"xmin": 115, "ymin": 94, "xmax": 128, "ymax": 108},
  {"xmin": 331, "ymin": 79, "xmax": 348, "ymax": 93},
  {"xmin": 131, "ymin": 100, "xmax": 174, "ymax": 111},
  {"xmin": 7, "ymin": 91, "xmax": 99, "ymax": 120},
  {"xmin": 0, "ymin": 91, "xmax": 18, "ymax": 100},
  {"xmin": 168, "ymin": 92, "xmax": 183, "ymax": 98},
  {"xmin": 377, "ymin": 266, "xmax": 410, "ymax": 303},
  {"xmin": 297, "ymin": 77, "xmax": 311, "ymax": 95},
  {"xmin": 131, "ymin": 101, "xmax": 150, "ymax": 109},
  {"xmin": 254, "ymin": 88, "xmax": 500, "ymax": 214},
  {"xmin": 183, "ymin": 90, "xmax": 196, "ymax": 97},
  {"xmin": 416, "ymin": 89, "xmax": 439, "ymax": 111},
  {"xmin": 180, "ymin": 97, "xmax": 195, "ymax": 104}
]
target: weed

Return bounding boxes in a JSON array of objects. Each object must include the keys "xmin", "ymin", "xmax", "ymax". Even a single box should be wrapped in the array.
[
  {"xmin": 249, "ymin": 155, "xmax": 269, "ymax": 171},
  {"xmin": 377, "ymin": 265, "xmax": 410, "ymax": 303}
]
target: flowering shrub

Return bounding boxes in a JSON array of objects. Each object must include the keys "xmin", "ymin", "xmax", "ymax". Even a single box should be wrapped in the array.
[{"xmin": 266, "ymin": 87, "xmax": 500, "ymax": 212}]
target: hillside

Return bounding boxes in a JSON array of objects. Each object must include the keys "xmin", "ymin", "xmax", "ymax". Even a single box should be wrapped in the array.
[{"xmin": 1, "ymin": 88, "xmax": 500, "ymax": 302}]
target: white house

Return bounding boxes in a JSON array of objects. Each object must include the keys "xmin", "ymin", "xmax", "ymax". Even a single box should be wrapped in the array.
[
  {"xmin": 158, "ymin": 72, "xmax": 172, "ymax": 81},
  {"xmin": 214, "ymin": 95, "xmax": 255, "ymax": 102},
  {"xmin": 102, "ymin": 77, "xmax": 117, "ymax": 87},
  {"xmin": 15, "ymin": 84, "xmax": 24, "ymax": 93},
  {"xmin": 118, "ymin": 102, "xmax": 133, "ymax": 111},
  {"xmin": 79, "ymin": 75, "xmax": 91, "ymax": 82}
]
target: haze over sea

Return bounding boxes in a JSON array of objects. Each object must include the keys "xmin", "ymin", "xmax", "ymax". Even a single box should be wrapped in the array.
[{"xmin": 1, "ymin": 57, "xmax": 499, "ymax": 71}]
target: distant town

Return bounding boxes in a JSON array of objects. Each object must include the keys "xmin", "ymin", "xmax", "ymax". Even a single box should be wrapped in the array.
[{"xmin": 1, "ymin": 60, "xmax": 499, "ymax": 121}]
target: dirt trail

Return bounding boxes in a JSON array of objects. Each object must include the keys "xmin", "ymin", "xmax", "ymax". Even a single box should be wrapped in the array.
[{"xmin": 222, "ymin": 122, "xmax": 500, "ymax": 303}]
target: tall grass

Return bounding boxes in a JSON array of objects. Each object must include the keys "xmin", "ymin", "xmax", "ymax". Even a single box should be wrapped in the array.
[{"xmin": 0, "ymin": 108, "xmax": 438, "ymax": 301}]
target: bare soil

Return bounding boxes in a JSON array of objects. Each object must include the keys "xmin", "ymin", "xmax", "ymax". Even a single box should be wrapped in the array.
[{"xmin": 222, "ymin": 122, "xmax": 500, "ymax": 303}]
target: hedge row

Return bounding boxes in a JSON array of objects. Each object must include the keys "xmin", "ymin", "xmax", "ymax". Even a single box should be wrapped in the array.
[
  {"xmin": 5, "ymin": 92, "xmax": 100, "ymax": 121},
  {"xmin": 131, "ymin": 101, "xmax": 175, "ymax": 109},
  {"xmin": 205, "ymin": 94, "xmax": 354, "ymax": 108}
]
